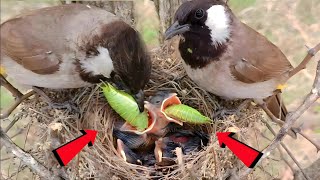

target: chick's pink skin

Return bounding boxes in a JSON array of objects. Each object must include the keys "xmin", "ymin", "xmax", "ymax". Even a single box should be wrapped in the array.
[{"xmin": 144, "ymin": 93, "xmax": 183, "ymax": 136}]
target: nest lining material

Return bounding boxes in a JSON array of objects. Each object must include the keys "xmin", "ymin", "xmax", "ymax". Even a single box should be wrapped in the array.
[{"xmin": 14, "ymin": 46, "xmax": 265, "ymax": 179}]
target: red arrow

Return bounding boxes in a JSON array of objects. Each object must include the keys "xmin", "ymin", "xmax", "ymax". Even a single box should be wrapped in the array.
[
  {"xmin": 217, "ymin": 132, "xmax": 263, "ymax": 168},
  {"xmin": 52, "ymin": 130, "xmax": 97, "ymax": 166}
]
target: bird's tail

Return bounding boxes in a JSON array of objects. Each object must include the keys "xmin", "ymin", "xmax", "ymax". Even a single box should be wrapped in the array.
[{"xmin": 266, "ymin": 94, "xmax": 297, "ymax": 138}]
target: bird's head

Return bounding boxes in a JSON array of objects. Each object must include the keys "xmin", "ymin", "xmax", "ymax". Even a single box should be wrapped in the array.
[
  {"xmin": 80, "ymin": 21, "xmax": 151, "ymax": 111},
  {"xmin": 109, "ymin": 25, "xmax": 152, "ymax": 111},
  {"xmin": 165, "ymin": 0, "xmax": 232, "ymax": 47},
  {"xmin": 111, "ymin": 51, "xmax": 151, "ymax": 111}
]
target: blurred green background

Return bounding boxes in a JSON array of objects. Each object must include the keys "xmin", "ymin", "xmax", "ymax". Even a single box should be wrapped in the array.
[{"xmin": 1, "ymin": 0, "xmax": 319, "ymax": 179}]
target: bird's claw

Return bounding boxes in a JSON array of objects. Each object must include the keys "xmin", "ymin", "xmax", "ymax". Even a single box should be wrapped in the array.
[
  {"xmin": 291, "ymin": 124, "xmax": 304, "ymax": 134},
  {"xmin": 291, "ymin": 125, "xmax": 320, "ymax": 152},
  {"xmin": 308, "ymin": 47, "xmax": 316, "ymax": 56}
]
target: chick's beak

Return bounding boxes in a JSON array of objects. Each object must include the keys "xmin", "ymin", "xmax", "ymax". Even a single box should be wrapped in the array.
[
  {"xmin": 120, "ymin": 102, "xmax": 157, "ymax": 135},
  {"xmin": 116, "ymin": 139, "xmax": 142, "ymax": 165},
  {"xmin": 133, "ymin": 90, "xmax": 145, "ymax": 112},
  {"xmin": 165, "ymin": 21, "xmax": 190, "ymax": 40}
]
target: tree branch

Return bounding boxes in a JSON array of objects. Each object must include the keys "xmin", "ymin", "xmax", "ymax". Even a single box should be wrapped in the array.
[
  {"xmin": 262, "ymin": 120, "xmax": 310, "ymax": 180},
  {"xmin": 289, "ymin": 43, "xmax": 320, "ymax": 78},
  {"xmin": 0, "ymin": 128, "xmax": 61, "ymax": 180},
  {"xmin": 292, "ymin": 126, "xmax": 320, "ymax": 152}
]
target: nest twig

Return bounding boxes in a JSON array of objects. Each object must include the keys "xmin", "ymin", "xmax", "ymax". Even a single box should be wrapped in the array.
[{"xmin": 0, "ymin": 128, "xmax": 60, "ymax": 180}]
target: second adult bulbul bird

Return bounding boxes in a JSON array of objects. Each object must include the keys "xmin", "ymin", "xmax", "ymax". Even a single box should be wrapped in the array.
[
  {"xmin": 165, "ymin": 0, "xmax": 317, "ymax": 137},
  {"xmin": 0, "ymin": 4, "xmax": 151, "ymax": 117}
]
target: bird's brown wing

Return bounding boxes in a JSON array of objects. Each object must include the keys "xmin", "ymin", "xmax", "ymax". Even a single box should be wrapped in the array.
[
  {"xmin": 229, "ymin": 22, "xmax": 293, "ymax": 84},
  {"xmin": 1, "ymin": 20, "xmax": 61, "ymax": 74},
  {"xmin": 0, "ymin": 4, "xmax": 119, "ymax": 75},
  {"xmin": 228, "ymin": 21, "xmax": 296, "ymax": 138},
  {"xmin": 230, "ymin": 55, "xmax": 292, "ymax": 84},
  {"xmin": 230, "ymin": 58, "xmax": 267, "ymax": 83}
]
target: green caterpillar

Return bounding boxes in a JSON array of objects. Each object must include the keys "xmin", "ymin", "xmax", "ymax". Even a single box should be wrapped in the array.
[
  {"xmin": 102, "ymin": 83, "xmax": 148, "ymax": 131},
  {"xmin": 164, "ymin": 104, "xmax": 211, "ymax": 124}
]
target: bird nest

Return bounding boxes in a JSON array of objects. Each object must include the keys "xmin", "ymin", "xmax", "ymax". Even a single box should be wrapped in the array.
[{"xmin": 13, "ymin": 45, "xmax": 265, "ymax": 179}]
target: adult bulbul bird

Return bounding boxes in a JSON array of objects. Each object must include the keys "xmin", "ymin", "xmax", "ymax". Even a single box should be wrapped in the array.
[
  {"xmin": 165, "ymin": 0, "xmax": 318, "ymax": 139},
  {"xmin": 0, "ymin": 4, "xmax": 151, "ymax": 118}
]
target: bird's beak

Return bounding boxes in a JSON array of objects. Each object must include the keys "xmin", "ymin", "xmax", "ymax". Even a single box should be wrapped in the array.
[
  {"xmin": 154, "ymin": 138, "xmax": 164, "ymax": 163},
  {"xmin": 116, "ymin": 139, "xmax": 142, "ymax": 165},
  {"xmin": 165, "ymin": 21, "xmax": 190, "ymax": 40},
  {"xmin": 160, "ymin": 93, "xmax": 181, "ymax": 111},
  {"xmin": 120, "ymin": 103, "xmax": 157, "ymax": 135},
  {"xmin": 160, "ymin": 93, "xmax": 183, "ymax": 126},
  {"xmin": 154, "ymin": 138, "xmax": 177, "ymax": 166},
  {"xmin": 133, "ymin": 90, "xmax": 145, "ymax": 112}
]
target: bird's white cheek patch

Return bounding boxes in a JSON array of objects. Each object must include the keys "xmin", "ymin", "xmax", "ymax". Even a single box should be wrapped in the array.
[
  {"xmin": 81, "ymin": 46, "xmax": 114, "ymax": 78},
  {"xmin": 205, "ymin": 5, "xmax": 231, "ymax": 47}
]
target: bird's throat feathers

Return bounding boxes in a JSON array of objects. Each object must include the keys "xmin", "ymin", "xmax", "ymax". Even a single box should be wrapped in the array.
[{"xmin": 179, "ymin": 31, "xmax": 228, "ymax": 69}]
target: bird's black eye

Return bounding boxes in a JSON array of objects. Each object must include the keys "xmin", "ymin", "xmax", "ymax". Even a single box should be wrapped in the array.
[{"xmin": 195, "ymin": 9, "xmax": 205, "ymax": 19}]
